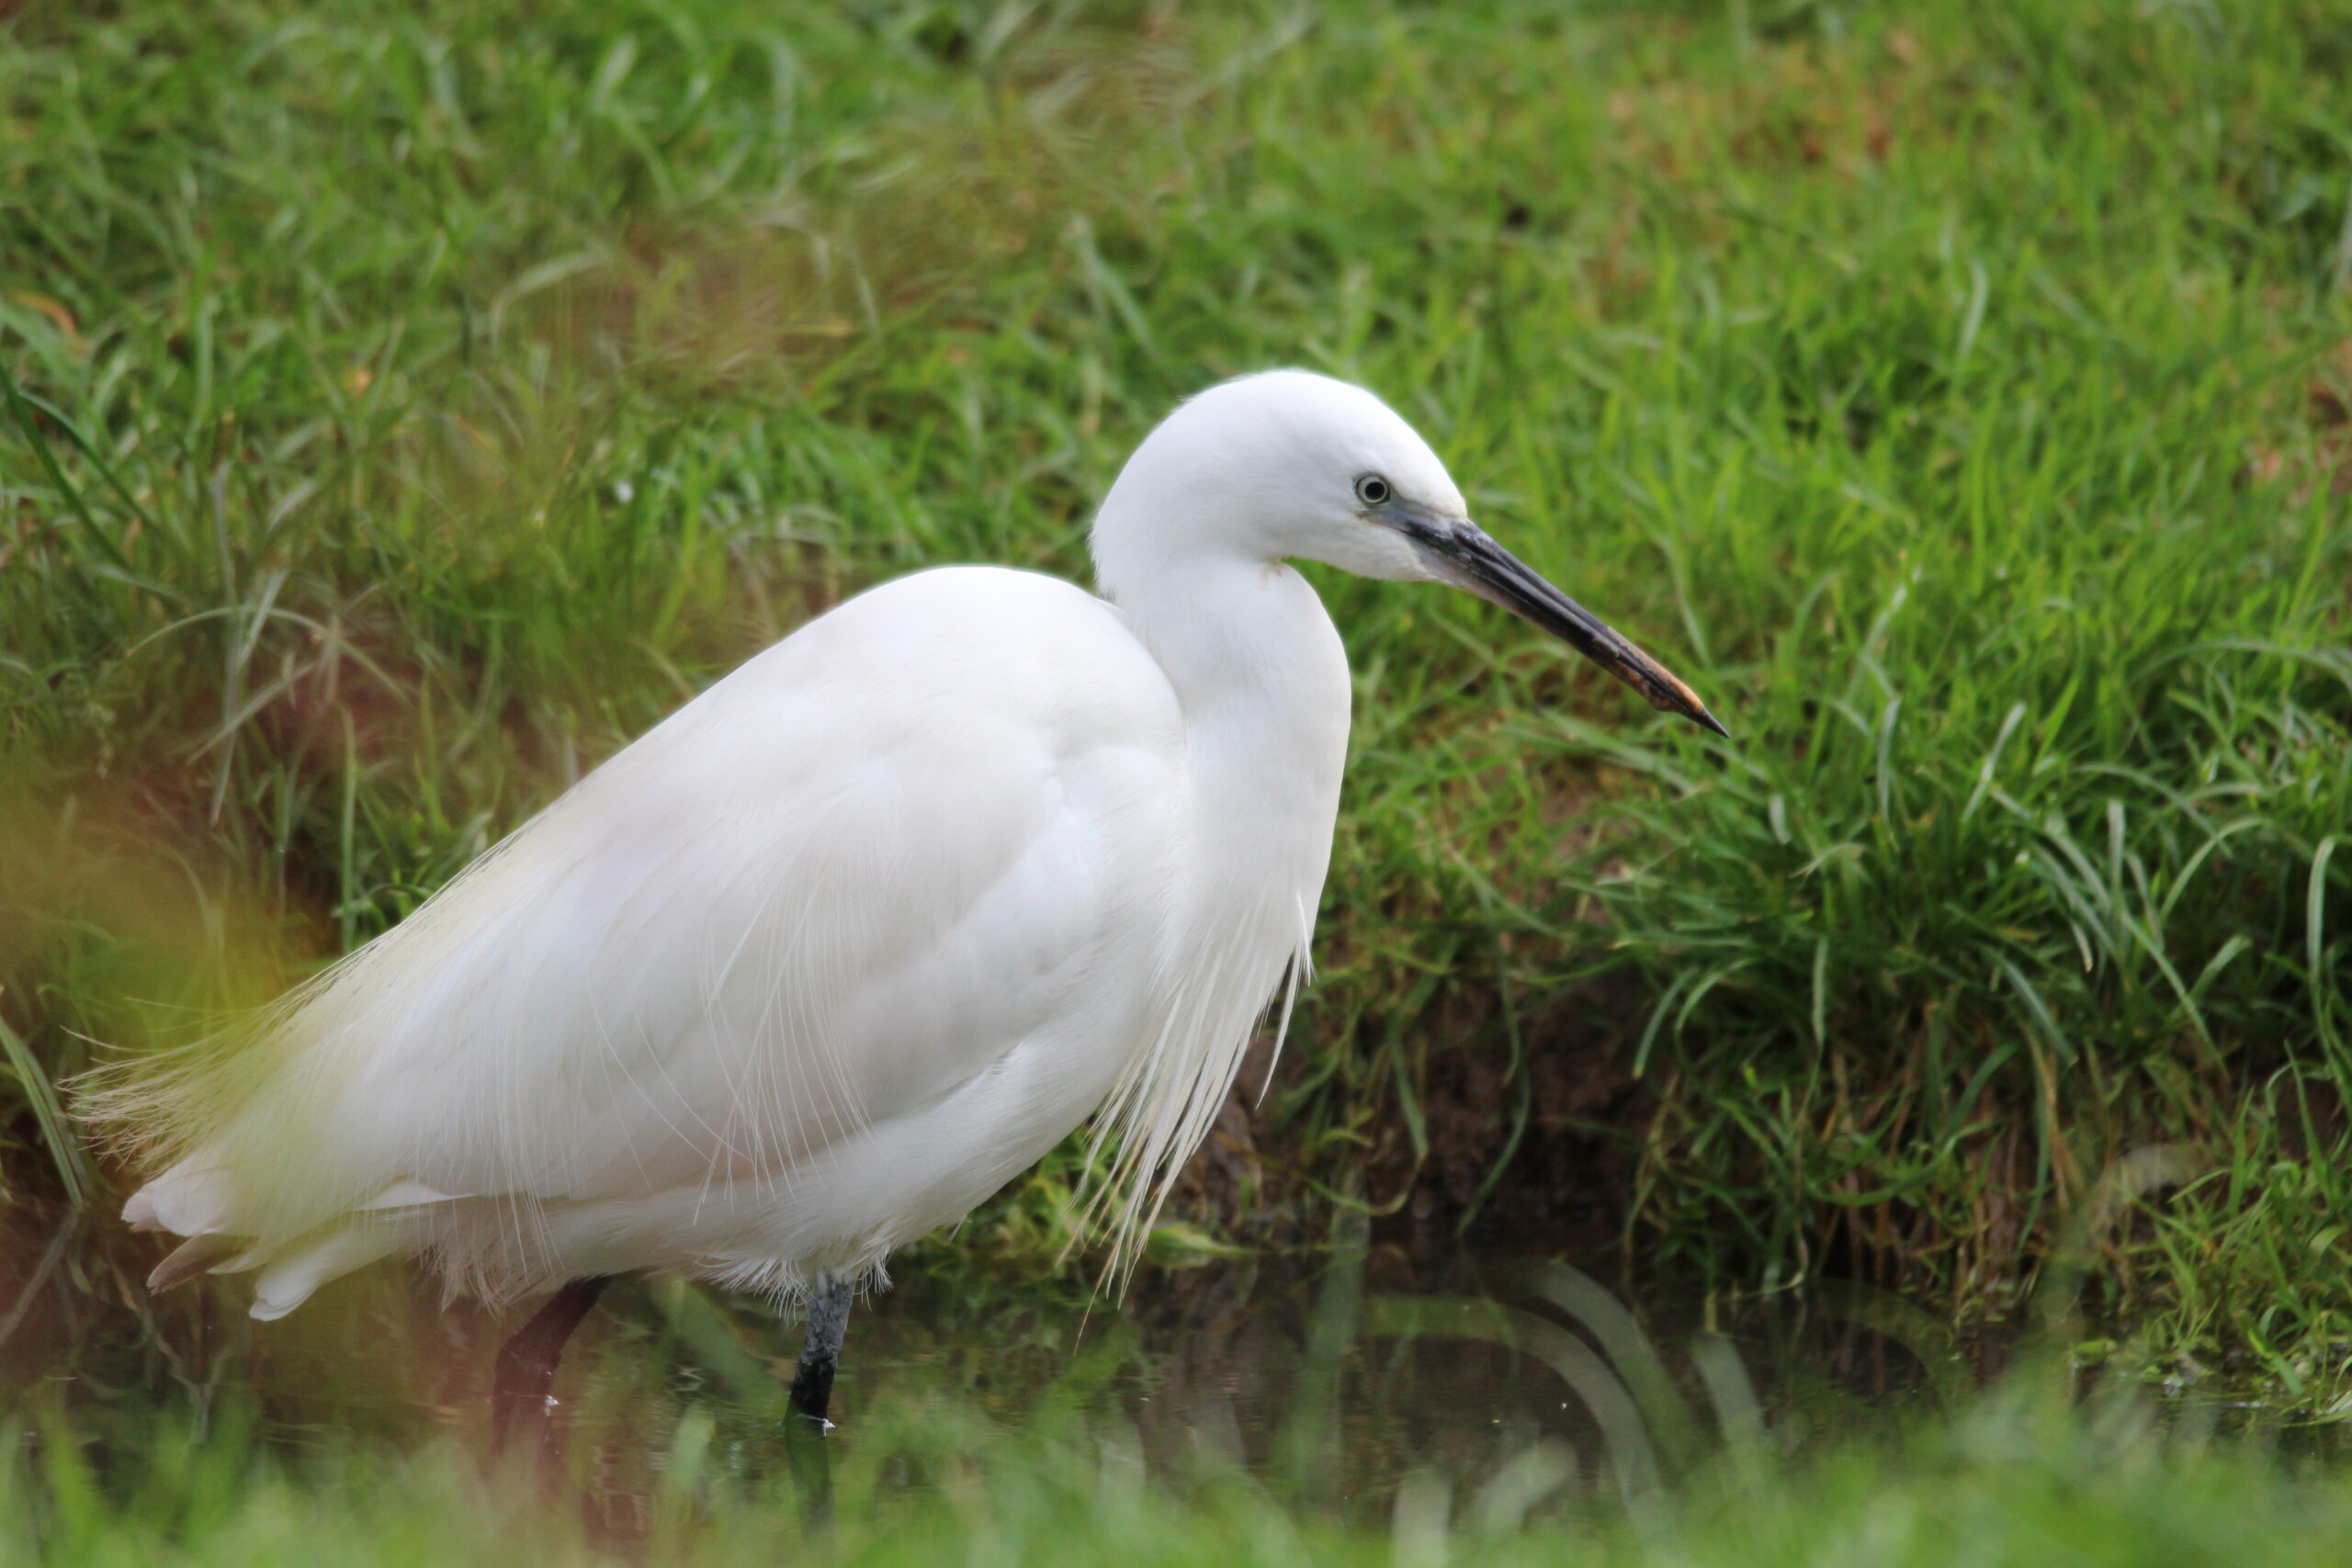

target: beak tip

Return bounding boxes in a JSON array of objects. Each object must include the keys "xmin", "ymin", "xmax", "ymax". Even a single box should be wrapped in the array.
[{"xmin": 1693, "ymin": 708, "xmax": 1732, "ymax": 740}]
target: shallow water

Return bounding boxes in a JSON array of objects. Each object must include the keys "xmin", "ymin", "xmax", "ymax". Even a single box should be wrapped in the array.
[
  {"xmin": 2, "ymin": 1198, "xmax": 2027, "ymax": 1535},
  {"xmin": 28, "ymin": 1194, "xmax": 2341, "ymax": 1552}
]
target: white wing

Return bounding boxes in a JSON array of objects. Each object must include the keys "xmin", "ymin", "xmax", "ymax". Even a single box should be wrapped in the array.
[{"xmin": 120, "ymin": 566, "xmax": 1185, "ymax": 1306}]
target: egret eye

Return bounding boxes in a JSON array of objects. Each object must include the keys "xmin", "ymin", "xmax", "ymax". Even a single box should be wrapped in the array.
[{"xmin": 1353, "ymin": 474, "xmax": 1393, "ymax": 508}]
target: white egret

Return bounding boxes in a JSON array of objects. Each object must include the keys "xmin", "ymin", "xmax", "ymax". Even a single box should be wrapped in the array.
[{"xmin": 96, "ymin": 370, "xmax": 1724, "ymax": 1437}]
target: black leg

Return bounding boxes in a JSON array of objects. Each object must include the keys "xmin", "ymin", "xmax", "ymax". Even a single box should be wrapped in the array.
[
  {"xmin": 788, "ymin": 1272, "xmax": 854, "ymax": 1429},
  {"xmin": 785, "ymin": 1272, "xmax": 853, "ymax": 1528},
  {"xmin": 491, "ymin": 1276, "xmax": 612, "ymax": 1452}
]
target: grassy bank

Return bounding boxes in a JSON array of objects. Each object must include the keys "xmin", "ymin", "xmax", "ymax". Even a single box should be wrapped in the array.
[{"xmin": 3, "ymin": 0, "xmax": 2350, "ymax": 1393}]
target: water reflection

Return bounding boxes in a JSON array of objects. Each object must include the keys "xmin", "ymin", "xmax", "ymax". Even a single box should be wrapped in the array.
[{"xmin": 4, "ymin": 1201, "xmax": 2018, "ymax": 1540}]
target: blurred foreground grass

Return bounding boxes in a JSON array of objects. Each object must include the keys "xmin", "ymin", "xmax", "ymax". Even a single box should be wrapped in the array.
[
  {"xmin": 17, "ymin": 1355, "xmax": 2352, "ymax": 1567},
  {"xmin": 2, "ymin": 0, "xmax": 2350, "ymax": 1400}
]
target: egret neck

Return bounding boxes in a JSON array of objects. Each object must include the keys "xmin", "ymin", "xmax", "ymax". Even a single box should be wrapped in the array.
[
  {"xmin": 1080, "ymin": 494, "xmax": 1352, "ymax": 1238},
  {"xmin": 1092, "ymin": 511, "xmax": 1353, "ymax": 945}
]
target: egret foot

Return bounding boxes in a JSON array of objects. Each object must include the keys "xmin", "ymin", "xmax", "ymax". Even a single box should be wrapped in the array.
[{"xmin": 490, "ymin": 1275, "xmax": 611, "ymax": 1454}]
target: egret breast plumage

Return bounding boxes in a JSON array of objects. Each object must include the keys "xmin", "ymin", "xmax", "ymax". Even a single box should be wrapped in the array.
[{"xmin": 94, "ymin": 368, "xmax": 1723, "ymax": 1433}]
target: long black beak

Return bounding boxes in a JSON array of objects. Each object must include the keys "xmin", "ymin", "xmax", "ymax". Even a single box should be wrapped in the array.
[{"xmin": 1395, "ymin": 511, "xmax": 1730, "ymax": 739}]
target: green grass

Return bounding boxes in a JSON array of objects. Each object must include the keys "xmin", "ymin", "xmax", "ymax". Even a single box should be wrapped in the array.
[
  {"xmin": 17, "ymin": 1339, "xmax": 2352, "ymax": 1568},
  {"xmin": 2, "ymin": 0, "xmax": 2349, "ymax": 1403},
  {"xmin": 8, "ymin": 1241, "xmax": 2352, "ymax": 1566}
]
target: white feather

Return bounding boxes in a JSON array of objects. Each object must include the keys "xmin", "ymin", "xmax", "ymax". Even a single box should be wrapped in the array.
[{"xmin": 98, "ymin": 369, "xmax": 1506, "ymax": 1316}]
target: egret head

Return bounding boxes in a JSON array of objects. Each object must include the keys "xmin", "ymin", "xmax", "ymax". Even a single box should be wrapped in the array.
[{"xmin": 1095, "ymin": 369, "xmax": 1728, "ymax": 737}]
